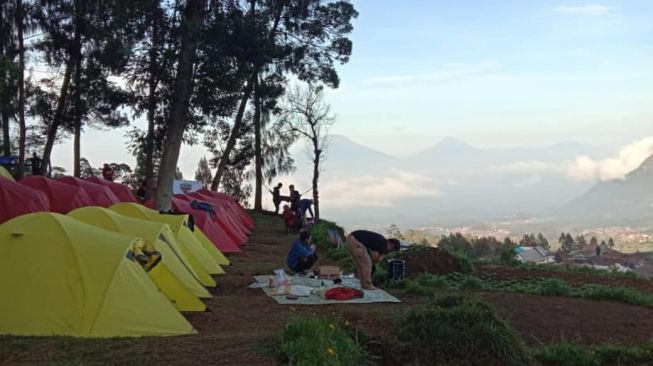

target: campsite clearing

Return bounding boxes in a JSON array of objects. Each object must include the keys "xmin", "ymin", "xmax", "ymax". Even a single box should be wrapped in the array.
[{"xmin": 2, "ymin": 212, "xmax": 653, "ymax": 365}]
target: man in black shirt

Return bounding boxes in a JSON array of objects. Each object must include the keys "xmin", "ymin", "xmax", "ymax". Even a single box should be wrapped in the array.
[
  {"xmin": 29, "ymin": 152, "xmax": 42, "ymax": 176},
  {"xmin": 346, "ymin": 230, "xmax": 400, "ymax": 290},
  {"xmin": 270, "ymin": 182, "xmax": 283, "ymax": 214}
]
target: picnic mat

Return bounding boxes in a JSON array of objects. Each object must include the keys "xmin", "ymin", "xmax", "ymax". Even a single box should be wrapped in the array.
[{"xmin": 249, "ymin": 275, "xmax": 401, "ymax": 305}]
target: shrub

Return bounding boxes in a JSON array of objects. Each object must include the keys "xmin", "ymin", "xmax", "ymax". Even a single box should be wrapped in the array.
[
  {"xmin": 280, "ymin": 316, "xmax": 367, "ymax": 366},
  {"xmin": 538, "ymin": 279, "xmax": 571, "ymax": 296},
  {"xmin": 395, "ymin": 295, "xmax": 531, "ymax": 366},
  {"xmin": 460, "ymin": 275, "xmax": 484, "ymax": 290},
  {"xmin": 455, "ymin": 253, "xmax": 476, "ymax": 274},
  {"xmin": 578, "ymin": 284, "xmax": 653, "ymax": 307}
]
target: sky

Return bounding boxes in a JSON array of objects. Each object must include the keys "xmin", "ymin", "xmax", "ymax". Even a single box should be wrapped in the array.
[{"xmin": 48, "ymin": 0, "xmax": 653, "ymax": 178}]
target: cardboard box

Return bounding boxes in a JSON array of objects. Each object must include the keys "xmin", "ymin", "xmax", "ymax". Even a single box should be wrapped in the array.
[{"xmin": 318, "ymin": 265, "xmax": 340, "ymax": 279}]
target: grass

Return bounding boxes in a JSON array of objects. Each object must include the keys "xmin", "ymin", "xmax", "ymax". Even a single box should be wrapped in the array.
[
  {"xmin": 514, "ymin": 262, "xmax": 640, "ymax": 280},
  {"xmin": 392, "ymin": 293, "xmax": 532, "ymax": 366},
  {"xmin": 279, "ymin": 316, "xmax": 368, "ymax": 366},
  {"xmin": 532, "ymin": 341, "xmax": 653, "ymax": 366},
  {"xmin": 384, "ymin": 272, "xmax": 653, "ymax": 308}
]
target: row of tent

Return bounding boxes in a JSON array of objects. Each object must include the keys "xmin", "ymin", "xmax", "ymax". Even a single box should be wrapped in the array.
[{"xmin": 0, "ymin": 166, "xmax": 255, "ymax": 337}]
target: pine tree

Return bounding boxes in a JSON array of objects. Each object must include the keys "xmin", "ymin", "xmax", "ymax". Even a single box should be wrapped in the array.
[{"xmin": 194, "ymin": 156, "xmax": 212, "ymax": 188}]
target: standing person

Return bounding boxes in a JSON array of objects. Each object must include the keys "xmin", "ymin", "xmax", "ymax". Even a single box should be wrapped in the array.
[
  {"xmin": 101, "ymin": 163, "xmax": 114, "ymax": 181},
  {"xmin": 346, "ymin": 230, "xmax": 400, "ymax": 290},
  {"xmin": 269, "ymin": 182, "xmax": 283, "ymax": 214},
  {"xmin": 287, "ymin": 231, "xmax": 318, "ymax": 274},
  {"xmin": 288, "ymin": 184, "xmax": 301, "ymax": 211},
  {"xmin": 29, "ymin": 152, "xmax": 42, "ymax": 176}
]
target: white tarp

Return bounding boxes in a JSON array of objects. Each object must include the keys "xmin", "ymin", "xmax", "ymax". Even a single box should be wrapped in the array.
[{"xmin": 172, "ymin": 179, "xmax": 202, "ymax": 195}]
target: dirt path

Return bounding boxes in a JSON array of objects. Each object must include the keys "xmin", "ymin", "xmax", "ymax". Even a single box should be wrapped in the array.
[{"xmin": 2, "ymin": 213, "xmax": 653, "ymax": 365}]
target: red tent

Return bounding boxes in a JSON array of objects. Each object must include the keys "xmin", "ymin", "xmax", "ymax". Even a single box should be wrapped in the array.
[
  {"xmin": 87, "ymin": 176, "xmax": 138, "ymax": 203},
  {"xmin": 179, "ymin": 194, "xmax": 248, "ymax": 245},
  {"xmin": 0, "ymin": 177, "xmax": 50, "ymax": 224},
  {"xmin": 145, "ymin": 197, "xmax": 241, "ymax": 253},
  {"xmin": 196, "ymin": 189, "xmax": 254, "ymax": 230},
  {"xmin": 20, "ymin": 176, "xmax": 93, "ymax": 213},
  {"xmin": 185, "ymin": 192, "xmax": 249, "ymax": 240},
  {"xmin": 57, "ymin": 176, "xmax": 120, "ymax": 207}
]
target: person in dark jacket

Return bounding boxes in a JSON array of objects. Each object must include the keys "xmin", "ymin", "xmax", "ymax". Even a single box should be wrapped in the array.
[
  {"xmin": 346, "ymin": 230, "xmax": 400, "ymax": 290},
  {"xmin": 288, "ymin": 184, "xmax": 301, "ymax": 211},
  {"xmin": 29, "ymin": 152, "xmax": 42, "ymax": 175},
  {"xmin": 287, "ymin": 231, "xmax": 318, "ymax": 273},
  {"xmin": 270, "ymin": 182, "xmax": 283, "ymax": 214}
]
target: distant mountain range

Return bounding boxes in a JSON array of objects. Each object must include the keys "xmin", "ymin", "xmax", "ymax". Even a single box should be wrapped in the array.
[
  {"xmin": 564, "ymin": 155, "xmax": 653, "ymax": 225},
  {"xmin": 286, "ymin": 135, "xmax": 650, "ymax": 229}
]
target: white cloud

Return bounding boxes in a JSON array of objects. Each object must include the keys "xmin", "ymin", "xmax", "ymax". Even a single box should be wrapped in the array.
[
  {"xmin": 513, "ymin": 175, "xmax": 544, "ymax": 189},
  {"xmin": 566, "ymin": 137, "xmax": 653, "ymax": 181},
  {"xmin": 487, "ymin": 161, "xmax": 563, "ymax": 175},
  {"xmin": 319, "ymin": 170, "xmax": 441, "ymax": 209},
  {"xmin": 367, "ymin": 60, "xmax": 501, "ymax": 85},
  {"xmin": 554, "ymin": 4, "xmax": 613, "ymax": 16}
]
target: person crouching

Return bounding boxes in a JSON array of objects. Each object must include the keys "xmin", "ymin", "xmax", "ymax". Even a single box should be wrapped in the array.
[
  {"xmin": 346, "ymin": 230, "xmax": 400, "ymax": 290},
  {"xmin": 287, "ymin": 231, "xmax": 318, "ymax": 274}
]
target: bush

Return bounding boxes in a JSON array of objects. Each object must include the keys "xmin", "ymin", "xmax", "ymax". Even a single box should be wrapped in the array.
[
  {"xmin": 460, "ymin": 275, "xmax": 484, "ymax": 290},
  {"xmin": 280, "ymin": 316, "xmax": 367, "ymax": 366},
  {"xmin": 395, "ymin": 294, "xmax": 531, "ymax": 366},
  {"xmin": 538, "ymin": 279, "xmax": 571, "ymax": 296},
  {"xmin": 455, "ymin": 253, "xmax": 476, "ymax": 274}
]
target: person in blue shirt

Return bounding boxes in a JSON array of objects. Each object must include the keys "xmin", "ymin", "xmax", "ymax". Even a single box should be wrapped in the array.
[{"xmin": 287, "ymin": 231, "xmax": 318, "ymax": 273}]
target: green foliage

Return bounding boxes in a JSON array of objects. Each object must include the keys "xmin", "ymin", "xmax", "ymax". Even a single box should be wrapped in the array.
[
  {"xmin": 532, "ymin": 342, "xmax": 653, "ymax": 366},
  {"xmin": 309, "ymin": 220, "xmax": 354, "ymax": 272},
  {"xmin": 279, "ymin": 316, "xmax": 367, "ymax": 366},
  {"xmin": 395, "ymin": 294, "xmax": 531, "ymax": 366},
  {"xmin": 460, "ymin": 275, "xmax": 484, "ymax": 290},
  {"xmin": 455, "ymin": 253, "xmax": 475, "ymax": 274},
  {"xmin": 538, "ymin": 279, "xmax": 571, "ymax": 296}
]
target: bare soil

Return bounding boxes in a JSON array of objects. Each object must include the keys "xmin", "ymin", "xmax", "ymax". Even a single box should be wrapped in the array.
[
  {"xmin": 1, "ymin": 213, "xmax": 653, "ymax": 365},
  {"xmin": 399, "ymin": 247, "xmax": 461, "ymax": 279}
]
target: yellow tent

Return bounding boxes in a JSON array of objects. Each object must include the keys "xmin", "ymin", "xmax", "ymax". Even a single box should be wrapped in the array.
[
  {"xmin": 68, "ymin": 207, "xmax": 210, "ymax": 310},
  {"xmin": 109, "ymin": 203, "xmax": 221, "ymax": 287},
  {"xmin": 0, "ymin": 212, "xmax": 195, "ymax": 337},
  {"xmin": 0, "ymin": 166, "xmax": 14, "ymax": 181}
]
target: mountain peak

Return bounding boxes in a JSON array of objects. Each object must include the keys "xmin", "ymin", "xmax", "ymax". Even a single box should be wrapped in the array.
[{"xmin": 432, "ymin": 137, "xmax": 478, "ymax": 152}]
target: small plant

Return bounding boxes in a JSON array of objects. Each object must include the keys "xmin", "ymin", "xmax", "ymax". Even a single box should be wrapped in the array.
[
  {"xmin": 455, "ymin": 253, "xmax": 475, "ymax": 274},
  {"xmin": 460, "ymin": 275, "xmax": 484, "ymax": 290},
  {"xmin": 280, "ymin": 316, "xmax": 368, "ymax": 366},
  {"xmin": 538, "ymin": 279, "xmax": 571, "ymax": 296}
]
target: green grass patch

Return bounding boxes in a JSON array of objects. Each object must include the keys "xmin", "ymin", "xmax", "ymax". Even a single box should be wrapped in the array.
[
  {"xmin": 279, "ymin": 316, "xmax": 368, "ymax": 366},
  {"xmin": 394, "ymin": 293, "xmax": 531, "ymax": 366},
  {"xmin": 532, "ymin": 342, "xmax": 653, "ymax": 366}
]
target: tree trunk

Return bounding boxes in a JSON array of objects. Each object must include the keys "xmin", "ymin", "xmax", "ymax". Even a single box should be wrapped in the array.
[
  {"xmin": 72, "ymin": 0, "xmax": 84, "ymax": 178},
  {"xmin": 15, "ymin": 0, "xmax": 26, "ymax": 178},
  {"xmin": 210, "ymin": 75, "xmax": 254, "ymax": 190},
  {"xmin": 253, "ymin": 74, "xmax": 263, "ymax": 211},
  {"xmin": 145, "ymin": 0, "xmax": 159, "ymax": 199},
  {"xmin": 153, "ymin": 0, "xmax": 205, "ymax": 211},
  {"xmin": 312, "ymin": 145, "xmax": 321, "ymax": 221},
  {"xmin": 1, "ymin": 106, "xmax": 9, "ymax": 157},
  {"xmin": 42, "ymin": 58, "xmax": 74, "ymax": 176}
]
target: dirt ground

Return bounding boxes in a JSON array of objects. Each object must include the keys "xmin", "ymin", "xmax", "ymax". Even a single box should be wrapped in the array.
[
  {"xmin": 2, "ymin": 212, "xmax": 653, "ymax": 365},
  {"xmin": 399, "ymin": 247, "xmax": 461, "ymax": 279}
]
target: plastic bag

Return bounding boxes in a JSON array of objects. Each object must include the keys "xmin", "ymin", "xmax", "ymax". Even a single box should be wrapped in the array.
[{"xmin": 273, "ymin": 268, "xmax": 290, "ymax": 286}]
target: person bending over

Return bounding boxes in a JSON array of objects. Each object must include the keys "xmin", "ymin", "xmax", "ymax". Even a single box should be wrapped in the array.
[
  {"xmin": 346, "ymin": 230, "xmax": 400, "ymax": 290},
  {"xmin": 287, "ymin": 231, "xmax": 318, "ymax": 274}
]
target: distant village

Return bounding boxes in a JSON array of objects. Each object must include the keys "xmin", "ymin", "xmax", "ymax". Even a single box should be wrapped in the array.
[{"xmin": 400, "ymin": 227, "xmax": 653, "ymax": 279}]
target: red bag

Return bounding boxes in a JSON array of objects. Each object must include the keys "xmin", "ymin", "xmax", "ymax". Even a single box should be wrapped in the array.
[{"xmin": 325, "ymin": 287, "xmax": 364, "ymax": 301}]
